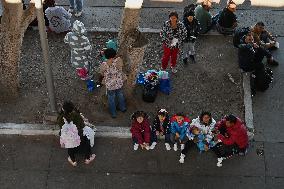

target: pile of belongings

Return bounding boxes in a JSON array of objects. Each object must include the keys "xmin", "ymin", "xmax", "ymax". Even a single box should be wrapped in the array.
[{"xmin": 137, "ymin": 70, "xmax": 171, "ymax": 103}]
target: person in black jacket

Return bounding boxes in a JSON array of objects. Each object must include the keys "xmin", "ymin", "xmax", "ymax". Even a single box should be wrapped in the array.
[
  {"xmin": 238, "ymin": 33, "xmax": 278, "ymax": 72},
  {"xmin": 149, "ymin": 109, "xmax": 172, "ymax": 150},
  {"xmin": 182, "ymin": 10, "xmax": 200, "ymax": 64},
  {"xmin": 216, "ymin": 1, "xmax": 238, "ymax": 35}
]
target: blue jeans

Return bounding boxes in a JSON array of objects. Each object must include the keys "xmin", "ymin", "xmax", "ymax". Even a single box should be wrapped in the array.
[
  {"xmin": 107, "ymin": 88, "xmax": 126, "ymax": 117},
  {"xmin": 69, "ymin": 0, "xmax": 83, "ymax": 12}
]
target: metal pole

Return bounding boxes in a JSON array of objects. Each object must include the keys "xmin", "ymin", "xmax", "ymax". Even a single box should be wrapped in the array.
[{"xmin": 35, "ymin": 0, "xmax": 57, "ymax": 112}]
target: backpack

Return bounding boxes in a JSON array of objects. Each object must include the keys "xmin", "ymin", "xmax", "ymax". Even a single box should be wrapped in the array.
[
  {"xmin": 60, "ymin": 118, "xmax": 81, "ymax": 148},
  {"xmin": 251, "ymin": 67, "xmax": 273, "ymax": 93},
  {"xmin": 233, "ymin": 27, "xmax": 250, "ymax": 48},
  {"xmin": 142, "ymin": 82, "xmax": 158, "ymax": 103}
]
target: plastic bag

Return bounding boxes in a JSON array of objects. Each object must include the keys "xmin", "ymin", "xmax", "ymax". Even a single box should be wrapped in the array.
[{"xmin": 159, "ymin": 79, "xmax": 171, "ymax": 95}]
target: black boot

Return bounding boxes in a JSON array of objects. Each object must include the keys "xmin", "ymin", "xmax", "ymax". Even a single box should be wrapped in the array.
[
  {"xmin": 267, "ymin": 59, "xmax": 279, "ymax": 66},
  {"xmin": 189, "ymin": 55, "xmax": 196, "ymax": 64},
  {"xmin": 183, "ymin": 58, "xmax": 188, "ymax": 65}
]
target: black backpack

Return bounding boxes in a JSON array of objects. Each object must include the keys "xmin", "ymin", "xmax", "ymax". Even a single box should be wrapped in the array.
[
  {"xmin": 142, "ymin": 82, "xmax": 158, "ymax": 103},
  {"xmin": 251, "ymin": 67, "xmax": 273, "ymax": 94},
  {"xmin": 233, "ymin": 27, "xmax": 250, "ymax": 48}
]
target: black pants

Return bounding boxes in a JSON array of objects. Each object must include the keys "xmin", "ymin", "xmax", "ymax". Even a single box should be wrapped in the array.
[
  {"xmin": 68, "ymin": 136, "xmax": 91, "ymax": 162},
  {"xmin": 212, "ymin": 143, "xmax": 245, "ymax": 158},
  {"xmin": 181, "ymin": 140, "xmax": 195, "ymax": 155},
  {"xmin": 253, "ymin": 47, "xmax": 272, "ymax": 71}
]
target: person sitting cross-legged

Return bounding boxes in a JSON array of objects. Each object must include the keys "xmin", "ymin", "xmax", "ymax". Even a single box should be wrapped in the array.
[
  {"xmin": 216, "ymin": 0, "xmax": 238, "ymax": 35},
  {"xmin": 179, "ymin": 112, "xmax": 216, "ymax": 163},
  {"xmin": 251, "ymin": 21, "xmax": 279, "ymax": 53},
  {"xmin": 238, "ymin": 33, "xmax": 279, "ymax": 72}
]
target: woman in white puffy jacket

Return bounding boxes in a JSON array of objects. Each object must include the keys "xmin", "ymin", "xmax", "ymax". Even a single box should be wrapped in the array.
[{"xmin": 179, "ymin": 111, "xmax": 216, "ymax": 163}]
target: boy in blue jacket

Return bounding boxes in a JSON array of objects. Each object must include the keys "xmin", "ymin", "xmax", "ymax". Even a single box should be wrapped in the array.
[{"xmin": 170, "ymin": 113, "xmax": 191, "ymax": 151}]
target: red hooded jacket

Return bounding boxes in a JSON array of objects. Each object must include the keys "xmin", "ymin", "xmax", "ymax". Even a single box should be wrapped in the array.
[
  {"xmin": 215, "ymin": 117, "xmax": 248, "ymax": 149},
  {"xmin": 130, "ymin": 118, "xmax": 151, "ymax": 144}
]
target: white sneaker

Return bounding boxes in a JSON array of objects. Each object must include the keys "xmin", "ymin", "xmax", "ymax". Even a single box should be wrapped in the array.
[
  {"xmin": 217, "ymin": 157, "xmax": 223, "ymax": 167},
  {"xmin": 75, "ymin": 11, "xmax": 82, "ymax": 17},
  {"xmin": 173, "ymin": 143, "xmax": 178, "ymax": 151},
  {"xmin": 171, "ymin": 67, "xmax": 177, "ymax": 73},
  {"xmin": 179, "ymin": 154, "xmax": 185, "ymax": 164},
  {"xmin": 165, "ymin": 143, "xmax": 171, "ymax": 151},
  {"xmin": 145, "ymin": 145, "xmax": 150, "ymax": 150},
  {"xmin": 133, "ymin": 143, "xmax": 139, "ymax": 151},
  {"xmin": 181, "ymin": 144, "xmax": 185, "ymax": 150},
  {"xmin": 68, "ymin": 8, "xmax": 74, "ymax": 14},
  {"xmin": 149, "ymin": 142, "xmax": 157, "ymax": 150}
]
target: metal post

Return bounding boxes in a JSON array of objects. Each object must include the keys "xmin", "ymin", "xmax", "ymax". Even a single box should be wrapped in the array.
[{"xmin": 35, "ymin": 0, "xmax": 57, "ymax": 112}]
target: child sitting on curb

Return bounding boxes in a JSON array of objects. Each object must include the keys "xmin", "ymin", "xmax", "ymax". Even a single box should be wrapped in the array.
[
  {"xmin": 130, "ymin": 111, "xmax": 151, "ymax": 151},
  {"xmin": 170, "ymin": 113, "xmax": 191, "ymax": 151},
  {"xmin": 179, "ymin": 111, "xmax": 216, "ymax": 163},
  {"xmin": 150, "ymin": 109, "xmax": 172, "ymax": 150}
]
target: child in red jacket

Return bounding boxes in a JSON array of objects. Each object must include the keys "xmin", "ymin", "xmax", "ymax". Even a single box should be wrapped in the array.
[
  {"xmin": 212, "ymin": 115, "xmax": 248, "ymax": 167},
  {"xmin": 130, "ymin": 111, "xmax": 151, "ymax": 151}
]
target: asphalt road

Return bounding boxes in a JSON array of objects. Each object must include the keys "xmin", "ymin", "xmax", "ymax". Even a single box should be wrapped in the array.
[{"xmin": 0, "ymin": 133, "xmax": 282, "ymax": 189}]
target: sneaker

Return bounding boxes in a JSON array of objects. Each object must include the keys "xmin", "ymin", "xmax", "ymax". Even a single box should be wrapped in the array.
[
  {"xmin": 171, "ymin": 67, "xmax": 178, "ymax": 74},
  {"xmin": 133, "ymin": 143, "xmax": 139, "ymax": 151},
  {"xmin": 149, "ymin": 142, "xmax": 157, "ymax": 150},
  {"xmin": 68, "ymin": 8, "xmax": 74, "ymax": 14},
  {"xmin": 67, "ymin": 157, "xmax": 77, "ymax": 167},
  {"xmin": 181, "ymin": 144, "xmax": 185, "ymax": 150},
  {"xmin": 179, "ymin": 154, "xmax": 185, "ymax": 164},
  {"xmin": 183, "ymin": 58, "xmax": 188, "ymax": 65},
  {"xmin": 85, "ymin": 154, "xmax": 96, "ymax": 164},
  {"xmin": 267, "ymin": 59, "xmax": 279, "ymax": 66},
  {"xmin": 165, "ymin": 143, "xmax": 171, "ymax": 151},
  {"xmin": 189, "ymin": 55, "xmax": 196, "ymax": 64},
  {"xmin": 217, "ymin": 157, "xmax": 223, "ymax": 167},
  {"xmin": 145, "ymin": 145, "xmax": 150, "ymax": 150},
  {"xmin": 173, "ymin": 143, "xmax": 178, "ymax": 151},
  {"xmin": 75, "ymin": 11, "xmax": 82, "ymax": 17}
]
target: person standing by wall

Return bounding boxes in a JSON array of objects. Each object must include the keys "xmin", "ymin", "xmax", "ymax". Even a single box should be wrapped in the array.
[{"xmin": 182, "ymin": 10, "xmax": 200, "ymax": 64}]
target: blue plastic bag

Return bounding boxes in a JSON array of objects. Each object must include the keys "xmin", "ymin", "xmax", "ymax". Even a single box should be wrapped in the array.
[
  {"xmin": 136, "ymin": 72, "xmax": 145, "ymax": 85},
  {"xmin": 86, "ymin": 79, "xmax": 95, "ymax": 92},
  {"xmin": 159, "ymin": 79, "xmax": 171, "ymax": 95}
]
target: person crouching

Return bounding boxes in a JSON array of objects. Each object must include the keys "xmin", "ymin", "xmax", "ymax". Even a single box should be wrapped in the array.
[
  {"xmin": 149, "ymin": 109, "xmax": 172, "ymax": 150},
  {"xmin": 130, "ymin": 111, "xmax": 151, "ymax": 151},
  {"xmin": 170, "ymin": 113, "xmax": 191, "ymax": 151}
]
